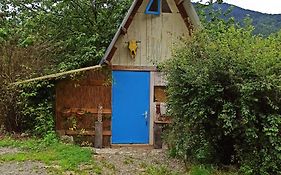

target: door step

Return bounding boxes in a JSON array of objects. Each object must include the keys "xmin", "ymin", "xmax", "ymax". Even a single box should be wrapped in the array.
[{"xmin": 111, "ymin": 144, "xmax": 153, "ymax": 149}]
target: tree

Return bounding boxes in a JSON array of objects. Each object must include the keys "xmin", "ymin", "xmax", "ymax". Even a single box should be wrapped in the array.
[
  {"xmin": 163, "ymin": 19, "xmax": 281, "ymax": 174},
  {"xmin": 0, "ymin": 0, "xmax": 131, "ymax": 135},
  {"xmin": 1, "ymin": 0, "xmax": 131, "ymax": 71}
]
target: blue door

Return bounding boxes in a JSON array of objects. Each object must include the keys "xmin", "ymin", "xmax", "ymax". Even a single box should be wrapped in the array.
[{"xmin": 112, "ymin": 71, "xmax": 150, "ymax": 144}]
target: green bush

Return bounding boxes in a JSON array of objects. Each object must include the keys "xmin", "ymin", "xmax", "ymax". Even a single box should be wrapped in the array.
[
  {"xmin": 163, "ymin": 22, "xmax": 281, "ymax": 174},
  {"xmin": 18, "ymin": 81, "xmax": 55, "ymax": 136},
  {"xmin": 0, "ymin": 0, "xmax": 131, "ymax": 136},
  {"xmin": 0, "ymin": 36, "xmax": 52, "ymax": 133}
]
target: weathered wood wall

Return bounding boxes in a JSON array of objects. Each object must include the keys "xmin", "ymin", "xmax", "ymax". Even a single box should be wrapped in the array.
[
  {"xmin": 111, "ymin": 0, "xmax": 190, "ymax": 66},
  {"xmin": 56, "ymin": 69, "xmax": 112, "ymax": 147}
]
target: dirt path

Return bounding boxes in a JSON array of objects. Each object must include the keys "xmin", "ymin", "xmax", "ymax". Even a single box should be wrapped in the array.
[
  {"xmin": 93, "ymin": 147, "xmax": 186, "ymax": 175},
  {"xmin": 0, "ymin": 161, "xmax": 48, "ymax": 175},
  {"xmin": 0, "ymin": 148, "xmax": 48, "ymax": 175},
  {"xmin": 0, "ymin": 147, "xmax": 185, "ymax": 175},
  {"xmin": 0, "ymin": 147, "xmax": 20, "ymax": 155}
]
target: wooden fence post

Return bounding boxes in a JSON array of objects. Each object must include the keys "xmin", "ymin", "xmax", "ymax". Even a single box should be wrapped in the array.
[
  {"xmin": 95, "ymin": 121, "xmax": 103, "ymax": 148},
  {"xmin": 154, "ymin": 123, "xmax": 162, "ymax": 149}
]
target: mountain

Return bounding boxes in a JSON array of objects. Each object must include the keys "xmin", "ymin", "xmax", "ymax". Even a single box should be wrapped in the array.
[{"xmin": 194, "ymin": 3, "xmax": 281, "ymax": 36}]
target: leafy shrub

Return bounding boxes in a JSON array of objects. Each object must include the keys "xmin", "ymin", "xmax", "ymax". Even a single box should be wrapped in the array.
[
  {"xmin": 189, "ymin": 165, "xmax": 212, "ymax": 175},
  {"xmin": 163, "ymin": 21, "xmax": 281, "ymax": 174},
  {"xmin": 18, "ymin": 81, "xmax": 55, "ymax": 136},
  {"xmin": 145, "ymin": 165, "xmax": 180, "ymax": 175},
  {"xmin": 0, "ymin": 35, "xmax": 52, "ymax": 133},
  {"xmin": 0, "ymin": 0, "xmax": 131, "ymax": 136}
]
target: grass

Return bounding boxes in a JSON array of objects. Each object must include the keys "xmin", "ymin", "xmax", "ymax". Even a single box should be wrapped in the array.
[
  {"xmin": 189, "ymin": 165, "xmax": 214, "ymax": 175},
  {"xmin": 100, "ymin": 159, "xmax": 116, "ymax": 173},
  {"xmin": 0, "ymin": 136, "xmax": 239, "ymax": 175},
  {"xmin": 123, "ymin": 156, "xmax": 134, "ymax": 165},
  {"xmin": 0, "ymin": 136, "xmax": 101, "ymax": 174},
  {"xmin": 188, "ymin": 165, "xmax": 239, "ymax": 175},
  {"xmin": 141, "ymin": 161, "xmax": 238, "ymax": 175},
  {"xmin": 143, "ymin": 165, "xmax": 181, "ymax": 175}
]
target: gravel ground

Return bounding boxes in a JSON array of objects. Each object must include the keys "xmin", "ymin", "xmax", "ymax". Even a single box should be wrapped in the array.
[
  {"xmin": 0, "ymin": 147, "xmax": 48, "ymax": 175},
  {"xmin": 0, "ymin": 161, "xmax": 48, "ymax": 175},
  {"xmin": 0, "ymin": 147, "xmax": 20, "ymax": 155},
  {"xmin": 93, "ymin": 147, "xmax": 186, "ymax": 175},
  {"xmin": 0, "ymin": 146, "xmax": 185, "ymax": 175}
]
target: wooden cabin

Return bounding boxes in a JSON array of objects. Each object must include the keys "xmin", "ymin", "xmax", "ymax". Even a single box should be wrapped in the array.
[{"xmin": 56, "ymin": 0, "xmax": 200, "ymax": 147}]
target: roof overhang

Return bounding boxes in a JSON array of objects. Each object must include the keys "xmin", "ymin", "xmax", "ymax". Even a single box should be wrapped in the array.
[{"xmin": 99, "ymin": 0, "xmax": 144, "ymax": 65}]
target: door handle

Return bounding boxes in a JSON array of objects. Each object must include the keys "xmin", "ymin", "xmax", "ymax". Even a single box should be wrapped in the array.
[{"xmin": 142, "ymin": 111, "xmax": 148, "ymax": 125}]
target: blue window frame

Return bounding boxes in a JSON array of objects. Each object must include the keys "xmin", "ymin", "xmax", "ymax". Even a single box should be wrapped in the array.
[{"xmin": 145, "ymin": 0, "xmax": 161, "ymax": 15}]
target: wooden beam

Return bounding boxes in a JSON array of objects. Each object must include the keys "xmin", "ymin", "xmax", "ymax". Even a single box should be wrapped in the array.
[
  {"xmin": 111, "ymin": 144, "xmax": 153, "ymax": 148},
  {"xmin": 74, "ymin": 80, "xmax": 109, "ymax": 86},
  {"xmin": 123, "ymin": 0, "xmax": 143, "ymax": 31},
  {"xmin": 175, "ymin": 0, "xmax": 184, "ymax": 5},
  {"xmin": 94, "ymin": 121, "xmax": 103, "ymax": 148},
  {"xmin": 11, "ymin": 65, "xmax": 102, "ymax": 85},
  {"xmin": 175, "ymin": 0, "xmax": 194, "ymax": 36},
  {"xmin": 60, "ymin": 108, "xmax": 112, "ymax": 115},
  {"xmin": 111, "ymin": 65, "xmax": 157, "ymax": 71},
  {"xmin": 153, "ymin": 123, "xmax": 163, "ymax": 149},
  {"xmin": 149, "ymin": 72, "xmax": 154, "ymax": 145},
  {"xmin": 121, "ymin": 26, "xmax": 127, "ymax": 35},
  {"xmin": 106, "ymin": 46, "xmax": 117, "ymax": 62},
  {"xmin": 65, "ymin": 130, "xmax": 112, "ymax": 136},
  {"xmin": 154, "ymin": 121, "xmax": 172, "ymax": 124},
  {"xmin": 181, "ymin": 0, "xmax": 201, "ymax": 30}
]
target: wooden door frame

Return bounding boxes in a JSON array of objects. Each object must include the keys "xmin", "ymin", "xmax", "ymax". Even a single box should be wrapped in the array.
[{"xmin": 149, "ymin": 71, "xmax": 155, "ymax": 145}]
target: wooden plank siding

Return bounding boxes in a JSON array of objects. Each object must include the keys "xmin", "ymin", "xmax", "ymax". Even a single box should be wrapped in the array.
[
  {"xmin": 111, "ymin": 0, "xmax": 189, "ymax": 67},
  {"xmin": 56, "ymin": 69, "xmax": 112, "ymax": 147}
]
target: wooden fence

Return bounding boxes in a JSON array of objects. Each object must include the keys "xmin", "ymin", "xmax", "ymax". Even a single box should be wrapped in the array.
[{"xmin": 56, "ymin": 69, "xmax": 112, "ymax": 147}]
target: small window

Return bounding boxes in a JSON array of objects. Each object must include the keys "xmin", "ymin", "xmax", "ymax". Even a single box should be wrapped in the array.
[
  {"xmin": 162, "ymin": 0, "xmax": 172, "ymax": 13},
  {"xmin": 154, "ymin": 86, "xmax": 167, "ymax": 102},
  {"xmin": 145, "ymin": 0, "xmax": 161, "ymax": 15}
]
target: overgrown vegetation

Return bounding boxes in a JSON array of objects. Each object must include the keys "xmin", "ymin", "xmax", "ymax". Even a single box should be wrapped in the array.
[
  {"xmin": 144, "ymin": 165, "xmax": 180, "ymax": 175},
  {"xmin": 0, "ymin": 0, "xmax": 131, "ymax": 135},
  {"xmin": 143, "ymin": 164, "xmax": 237, "ymax": 175},
  {"xmin": 163, "ymin": 17, "xmax": 281, "ymax": 174},
  {"xmin": 0, "ymin": 135, "xmax": 101, "ymax": 174},
  {"xmin": 0, "ymin": 33, "xmax": 53, "ymax": 132}
]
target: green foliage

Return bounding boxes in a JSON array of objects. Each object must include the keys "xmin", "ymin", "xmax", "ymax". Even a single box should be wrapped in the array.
[
  {"xmin": 1, "ymin": 0, "xmax": 132, "ymax": 71},
  {"xmin": 163, "ymin": 20, "xmax": 281, "ymax": 174},
  {"xmin": 144, "ymin": 165, "xmax": 180, "ymax": 175},
  {"xmin": 190, "ymin": 165, "xmax": 212, "ymax": 175},
  {"xmin": 0, "ymin": 0, "xmax": 131, "ymax": 135},
  {"xmin": 0, "ymin": 136, "xmax": 99, "ymax": 173},
  {"xmin": 18, "ymin": 81, "xmax": 55, "ymax": 136},
  {"xmin": 0, "ymin": 33, "xmax": 52, "ymax": 133}
]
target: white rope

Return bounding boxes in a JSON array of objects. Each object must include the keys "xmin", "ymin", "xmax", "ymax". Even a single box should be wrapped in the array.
[{"xmin": 11, "ymin": 65, "xmax": 102, "ymax": 85}]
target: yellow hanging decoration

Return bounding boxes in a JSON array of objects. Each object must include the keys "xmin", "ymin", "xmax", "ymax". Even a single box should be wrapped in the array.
[{"xmin": 128, "ymin": 40, "xmax": 138, "ymax": 59}]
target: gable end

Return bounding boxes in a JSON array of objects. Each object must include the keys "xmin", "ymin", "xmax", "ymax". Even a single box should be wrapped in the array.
[{"xmin": 99, "ymin": 0, "xmax": 201, "ymax": 65}]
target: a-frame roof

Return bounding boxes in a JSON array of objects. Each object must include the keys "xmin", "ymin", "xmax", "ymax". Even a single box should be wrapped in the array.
[{"xmin": 99, "ymin": 0, "xmax": 201, "ymax": 65}]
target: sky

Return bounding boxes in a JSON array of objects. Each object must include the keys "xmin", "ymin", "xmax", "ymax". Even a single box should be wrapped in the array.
[{"xmin": 191, "ymin": 0, "xmax": 281, "ymax": 14}]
